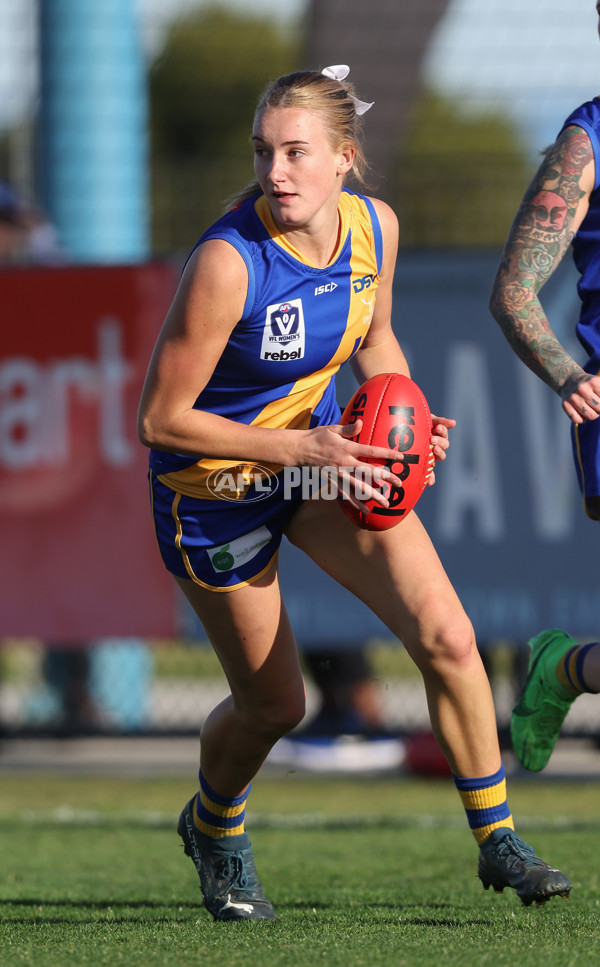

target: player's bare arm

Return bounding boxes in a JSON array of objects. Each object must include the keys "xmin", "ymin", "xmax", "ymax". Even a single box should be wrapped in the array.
[
  {"xmin": 138, "ymin": 239, "xmax": 256, "ymax": 456},
  {"xmin": 489, "ymin": 125, "xmax": 600, "ymax": 422}
]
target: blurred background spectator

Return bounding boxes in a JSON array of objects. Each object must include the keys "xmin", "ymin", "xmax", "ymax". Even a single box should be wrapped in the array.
[{"xmin": 0, "ymin": 178, "xmax": 65, "ymax": 264}]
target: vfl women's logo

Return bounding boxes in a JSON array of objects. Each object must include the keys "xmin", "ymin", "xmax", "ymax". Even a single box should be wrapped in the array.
[{"xmin": 260, "ymin": 298, "xmax": 305, "ymax": 361}]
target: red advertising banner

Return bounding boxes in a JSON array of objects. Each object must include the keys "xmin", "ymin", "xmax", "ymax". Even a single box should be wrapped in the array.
[{"xmin": 0, "ymin": 262, "xmax": 179, "ymax": 639}]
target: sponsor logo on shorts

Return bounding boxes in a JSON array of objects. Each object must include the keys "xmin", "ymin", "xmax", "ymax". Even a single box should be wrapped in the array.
[
  {"xmin": 260, "ymin": 299, "xmax": 305, "ymax": 361},
  {"xmin": 207, "ymin": 526, "xmax": 272, "ymax": 573},
  {"xmin": 206, "ymin": 464, "xmax": 280, "ymax": 502}
]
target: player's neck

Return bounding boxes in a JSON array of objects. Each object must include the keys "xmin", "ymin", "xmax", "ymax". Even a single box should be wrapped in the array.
[{"xmin": 282, "ymin": 209, "xmax": 342, "ymax": 268}]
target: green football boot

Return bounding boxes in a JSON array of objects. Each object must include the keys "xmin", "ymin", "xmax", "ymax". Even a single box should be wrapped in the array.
[
  {"xmin": 478, "ymin": 828, "xmax": 572, "ymax": 905},
  {"xmin": 510, "ymin": 629, "xmax": 578, "ymax": 772}
]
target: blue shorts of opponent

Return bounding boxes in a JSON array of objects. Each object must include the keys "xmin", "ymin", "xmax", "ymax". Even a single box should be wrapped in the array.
[{"xmin": 572, "ymin": 418, "xmax": 600, "ymax": 520}]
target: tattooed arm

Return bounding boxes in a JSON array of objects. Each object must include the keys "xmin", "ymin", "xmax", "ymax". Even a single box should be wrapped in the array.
[{"xmin": 489, "ymin": 124, "xmax": 600, "ymax": 424}]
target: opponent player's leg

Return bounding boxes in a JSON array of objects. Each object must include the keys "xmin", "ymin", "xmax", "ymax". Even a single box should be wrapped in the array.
[
  {"xmin": 511, "ymin": 418, "xmax": 600, "ymax": 770},
  {"xmin": 174, "ymin": 563, "xmax": 304, "ymax": 920},
  {"xmin": 511, "ymin": 630, "xmax": 600, "ymax": 771},
  {"xmin": 285, "ymin": 497, "xmax": 572, "ymax": 904}
]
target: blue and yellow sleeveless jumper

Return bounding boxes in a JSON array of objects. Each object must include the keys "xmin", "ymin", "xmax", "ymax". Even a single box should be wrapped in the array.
[{"xmin": 149, "ymin": 188, "xmax": 384, "ymax": 588}]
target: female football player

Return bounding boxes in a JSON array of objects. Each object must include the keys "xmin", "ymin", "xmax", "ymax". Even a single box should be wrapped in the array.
[{"xmin": 139, "ymin": 66, "xmax": 570, "ymax": 920}]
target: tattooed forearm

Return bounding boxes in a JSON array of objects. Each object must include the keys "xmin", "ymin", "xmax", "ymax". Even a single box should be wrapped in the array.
[
  {"xmin": 489, "ymin": 126, "xmax": 593, "ymax": 395},
  {"xmin": 490, "ymin": 287, "xmax": 584, "ymax": 394}
]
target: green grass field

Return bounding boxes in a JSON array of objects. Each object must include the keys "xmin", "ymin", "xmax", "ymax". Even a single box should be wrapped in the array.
[{"xmin": 1, "ymin": 773, "xmax": 599, "ymax": 967}]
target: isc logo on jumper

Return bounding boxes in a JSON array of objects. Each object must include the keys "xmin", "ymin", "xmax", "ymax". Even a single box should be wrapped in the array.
[
  {"xmin": 260, "ymin": 299, "xmax": 305, "ymax": 361},
  {"xmin": 314, "ymin": 282, "xmax": 337, "ymax": 296}
]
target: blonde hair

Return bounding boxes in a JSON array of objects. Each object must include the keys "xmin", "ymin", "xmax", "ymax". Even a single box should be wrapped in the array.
[{"xmin": 225, "ymin": 69, "xmax": 372, "ymax": 211}]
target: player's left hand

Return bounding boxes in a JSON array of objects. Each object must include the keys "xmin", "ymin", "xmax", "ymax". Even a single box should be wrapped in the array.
[{"xmin": 426, "ymin": 414, "xmax": 456, "ymax": 486}]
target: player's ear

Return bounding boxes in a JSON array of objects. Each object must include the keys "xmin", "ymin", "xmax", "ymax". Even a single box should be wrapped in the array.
[{"xmin": 337, "ymin": 145, "xmax": 355, "ymax": 175}]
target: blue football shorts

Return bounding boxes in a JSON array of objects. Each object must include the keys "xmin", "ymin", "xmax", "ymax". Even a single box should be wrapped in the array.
[
  {"xmin": 149, "ymin": 470, "xmax": 307, "ymax": 591},
  {"xmin": 572, "ymin": 418, "xmax": 600, "ymax": 520}
]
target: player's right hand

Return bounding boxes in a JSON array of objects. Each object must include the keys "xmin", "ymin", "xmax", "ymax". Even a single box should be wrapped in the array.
[{"xmin": 561, "ymin": 373, "xmax": 600, "ymax": 424}]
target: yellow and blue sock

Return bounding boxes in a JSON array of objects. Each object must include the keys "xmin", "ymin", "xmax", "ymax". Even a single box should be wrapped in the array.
[
  {"xmin": 193, "ymin": 770, "xmax": 250, "ymax": 838},
  {"xmin": 556, "ymin": 642, "xmax": 600, "ymax": 696},
  {"xmin": 453, "ymin": 763, "xmax": 514, "ymax": 845}
]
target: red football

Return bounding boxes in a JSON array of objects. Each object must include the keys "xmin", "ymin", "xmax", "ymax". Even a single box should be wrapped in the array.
[{"xmin": 337, "ymin": 372, "xmax": 433, "ymax": 530}]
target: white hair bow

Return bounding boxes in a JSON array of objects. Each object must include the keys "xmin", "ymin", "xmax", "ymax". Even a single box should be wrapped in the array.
[{"xmin": 321, "ymin": 64, "xmax": 374, "ymax": 115}]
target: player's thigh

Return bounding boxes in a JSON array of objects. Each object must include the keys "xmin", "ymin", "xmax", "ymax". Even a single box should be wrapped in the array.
[
  {"xmin": 174, "ymin": 563, "xmax": 304, "ymax": 710},
  {"xmin": 285, "ymin": 496, "xmax": 470, "ymax": 654}
]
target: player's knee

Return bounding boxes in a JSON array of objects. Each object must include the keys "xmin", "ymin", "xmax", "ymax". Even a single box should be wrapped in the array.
[
  {"xmin": 244, "ymin": 690, "xmax": 306, "ymax": 739},
  {"xmin": 258, "ymin": 702, "xmax": 306, "ymax": 739},
  {"xmin": 417, "ymin": 607, "xmax": 476, "ymax": 669}
]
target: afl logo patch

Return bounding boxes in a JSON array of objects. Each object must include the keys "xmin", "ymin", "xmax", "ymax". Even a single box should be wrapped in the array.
[{"xmin": 260, "ymin": 298, "xmax": 305, "ymax": 361}]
